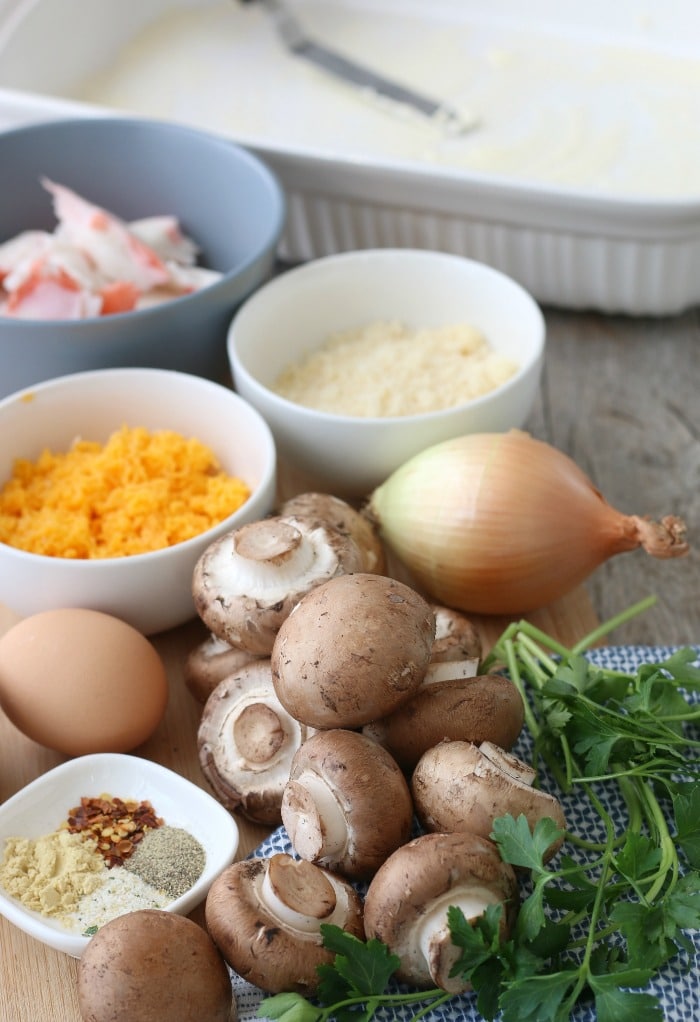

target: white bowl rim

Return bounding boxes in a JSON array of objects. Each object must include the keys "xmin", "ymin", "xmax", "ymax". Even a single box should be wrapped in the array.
[
  {"xmin": 0, "ymin": 366, "xmax": 277, "ymax": 566},
  {"xmin": 229, "ymin": 248, "xmax": 546, "ymax": 426}
]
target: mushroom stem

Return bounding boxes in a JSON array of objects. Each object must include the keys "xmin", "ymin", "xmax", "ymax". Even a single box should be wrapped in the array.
[
  {"xmin": 233, "ymin": 702, "xmax": 285, "ymax": 766},
  {"xmin": 282, "ymin": 773, "xmax": 349, "ymax": 861},
  {"xmin": 282, "ymin": 730, "xmax": 414, "ymax": 880},
  {"xmin": 205, "ymin": 854, "xmax": 365, "ymax": 995},
  {"xmin": 419, "ymin": 887, "xmax": 503, "ymax": 992},
  {"xmin": 422, "ymin": 658, "xmax": 479, "ymax": 685},
  {"xmin": 479, "ymin": 740, "xmax": 537, "ymax": 786},
  {"xmin": 363, "ymin": 832, "xmax": 519, "ymax": 992},
  {"xmin": 260, "ymin": 854, "xmax": 337, "ymax": 934},
  {"xmin": 229, "ymin": 520, "xmax": 318, "ymax": 588},
  {"xmin": 197, "ymin": 661, "xmax": 313, "ymax": 825},
  {"xmin": 279, "ymin": 492, "xmax": 386, "ymax": 574},
  {"xmin": 193, "ymin": 515, "xmax": 365, "ymax": 654}
]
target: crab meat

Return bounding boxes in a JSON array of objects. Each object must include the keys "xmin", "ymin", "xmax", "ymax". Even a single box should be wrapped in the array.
[{"xmin": 0, "ymin": 179, "xmax": 222, "ymax": 320}]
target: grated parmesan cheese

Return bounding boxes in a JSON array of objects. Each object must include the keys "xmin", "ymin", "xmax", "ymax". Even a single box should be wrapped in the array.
[
  {"xmin": 0, "ymin": 425, "xmax": 251, "ymax": 558},
  {"xmin": 272, "ymin": 320, "xmax": 519, "ymax": 418}
]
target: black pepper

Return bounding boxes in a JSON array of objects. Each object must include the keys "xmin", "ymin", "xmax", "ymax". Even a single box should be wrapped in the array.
[{"xmin": 123, "ymin": 825, "xmax": 206, "ymax": 899}]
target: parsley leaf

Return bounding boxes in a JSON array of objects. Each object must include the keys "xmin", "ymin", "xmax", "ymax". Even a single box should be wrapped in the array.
[
  {"xmin": 674, "ymin": 787, "xmax": 700, "ymax": 867},
  {"xmin": 614, "ymin": 832, "xmax": 662, "ymax": 883},
  {"xmin": 498, "ymin": 972, "xmax": 578, "ymax": 1022},
  {"xmin": 318, "ymin": 926, "xmax": 399, "ymax": 998},
  {"xmin": 491, "ymin": 813, "xmax": 564, "ymax": 873},
  {"xmin": 588, "ymin": 972, "xmax": 663, "ymax": 1022}
]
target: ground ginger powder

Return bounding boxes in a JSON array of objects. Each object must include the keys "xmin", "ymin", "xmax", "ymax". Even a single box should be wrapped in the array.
[
  {"xmin": 0, "ymin": 830, "xmax": 105, "ymax": 918},
  {"xmin": 0, "ymin": 425, "xmax": 251, "ymax": 558}
]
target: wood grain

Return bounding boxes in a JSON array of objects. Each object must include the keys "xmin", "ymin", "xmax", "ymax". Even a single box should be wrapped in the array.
[
  {"xmin": 530, "ymin": 307, "xmax": 700, "ymax": 648},
  {"xmin": 2, "ymin": 301, "xmax": 698, "ymax": 1021}
]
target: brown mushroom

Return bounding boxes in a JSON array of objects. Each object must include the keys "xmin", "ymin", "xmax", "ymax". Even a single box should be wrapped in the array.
[
  {"xmin": 430, "ymin": 604, "xmax": 482, "ymax": 664},
  {"xmin": 192, "ymin": 514, "xmax": 365, "ymax": 655},
  {"xmin": 205, "ymin": 852, "xmax": 364, "ymax": 995},
  {"xmin": 281, "ymin": 729, "xmax": 414, "ymax": 880},
  {"xmin": 363, "ymin": 831, "xmax": 519, "ymax": 992},
  {"xmin": 412, "ymin": 740, "xmax": 566, "ymax": 861},
  {"xmin": 77, "ymin": 909, "xmax": 236, "ymax": 1022},
  {"xmin": 198, "ymin": 659, "xmax": 314, "ymax": 825},
  {"xmin": 184, "ymin": 631, "xmax": 262, "ymax": 704},
  {"xmin": 279, "ymin": 492, "xmax": 386, "ymax": 574},
  {"xmin": 362, "ymin": 673, "xmax": 525, "ymax": 773},
  {"xmin": 271, "ymin": 572, "xmax": 436, "ymax": 729}
]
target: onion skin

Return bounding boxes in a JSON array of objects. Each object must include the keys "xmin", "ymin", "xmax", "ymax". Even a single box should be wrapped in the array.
[{"xmin": 366, "ymin": 430, "xmax": 689, "ymax": 615}]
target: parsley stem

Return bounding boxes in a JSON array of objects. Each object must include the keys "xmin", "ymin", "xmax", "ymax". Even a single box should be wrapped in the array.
[
  {"xmin": 572, "ymin": 760, "xmax": 696, "ymax": 783},
  {"xmin": 313, "ymin": 987, "xmax": 449, "ymax": 1022},
  {"xmin": 408, "ymin": 992, "xmax": 454, "ymax": 1021},
  {"xmin": 562, "ymin": 830, "xmax": 617, "ymax": 853},
  {"xmin": 569, "ymin": 594, "xmax": 658, "ymax": 654},
  {"xmin": 503, "ymin": 638, "xmax": 541, "ymax": 741},
  {"xmin": 560, "ymin": 786, "xmax": 617, "ymax": 1013},
  {"xmin": 635, "ymin": 780, "xmax": 679, "ymax": 901},
  {"xmin": 617, "ymin": 773, "xmax": 644, "ymax": 835}
]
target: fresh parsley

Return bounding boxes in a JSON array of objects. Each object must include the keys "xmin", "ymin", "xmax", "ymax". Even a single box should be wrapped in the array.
[{"xmin": 257, "ymin": 596, "xmax": 700, "ymax": 1022}]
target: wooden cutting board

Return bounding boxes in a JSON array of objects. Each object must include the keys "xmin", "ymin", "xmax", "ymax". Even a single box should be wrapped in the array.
[{"xmin": 0, "ymin": 584, "xmax": 599, "ymax": 1022}]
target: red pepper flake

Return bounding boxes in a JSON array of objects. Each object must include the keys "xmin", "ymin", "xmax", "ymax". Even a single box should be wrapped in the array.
[{"xmin": 65, "ymin": 794, "xmax": 163, "ymax": 868}]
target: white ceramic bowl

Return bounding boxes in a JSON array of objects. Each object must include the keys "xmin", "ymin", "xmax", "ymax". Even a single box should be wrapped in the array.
[
  {"xmin": 0, "ymin": 754, "xmax": 239, "ymax": 958},
  {"xmin": 0, "ymin": 367, "xmax": 277, "ymax": 634},
  {"xmin": 228, "ymin": 249, "xmax": 546, "ymax": 497},
  {"xmin": 0, "ymin": 116, "xmax": 285, "ymax": 399}
]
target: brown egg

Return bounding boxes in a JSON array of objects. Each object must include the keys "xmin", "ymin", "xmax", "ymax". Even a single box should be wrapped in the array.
[{"xmin": 0, "ymin": 608, "xmax": 168, "ymax": 755}]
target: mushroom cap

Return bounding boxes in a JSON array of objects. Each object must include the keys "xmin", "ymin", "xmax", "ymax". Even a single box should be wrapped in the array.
[
  {"xmin": 412, "ymin": 740, "xmax": 566, "ymax": 860},
  {"xmin": 271, "ymin": 572, "xmax": 436, "ymax": 728},
  {"xmin": 430, "ymin": 605, "xmax": 482, "ymax": 663},
  {"xmin": 197, "ymin": 659, "xmax": 313, "ymax": 825},
  {"xmin": 362, "ymin": 674, "xmax": 525, "ymax": 772},
  {"xmin": 192, "ymin": 514, "xmax": 365, "ymax": 655},
  {"xmin": 184, "ymin": 632, "xmax": 262, "ymax": 704},
  {"xmin": 205, "ymin": 853, "xmax": 364, "ymax": 995},
  {"xmin": 363, "ymin": 831, "xmax": 518, "ymax": 991},
  {"xmin": 77, "ymin": 909, "xmax": 236, "ymax": 1022},
  {"xmin": 279, "ymin": 492, "xmax": 386, "ymax": 574},
  {"xmin": 281, "ymin": 729, "xmax": 414, "ymax": 880}
]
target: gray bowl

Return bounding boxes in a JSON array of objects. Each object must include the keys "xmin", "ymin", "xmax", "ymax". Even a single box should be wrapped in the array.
[{"xmin": 0, "ymin": 117, "xmax": 285, "ymax": 397}]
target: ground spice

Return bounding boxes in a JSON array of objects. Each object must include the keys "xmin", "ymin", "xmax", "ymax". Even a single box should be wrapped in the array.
[
  {"xmin": 69, "ymin": 866, "xmax": 169, "ymax": 936},
  {"xmin": 0, "ymin": 829, "xmax": 104, "ymax": 918},
  {"xmin": 0, "ymin": 795, "xmax": 196, "ymax": 935},
  {"xmin": 124, "ymin": 825, "xmax": 206, "ymax": 898},
  {"xmin": 65, "ymin": 794, "xmax": 163, "ymax": 868}
]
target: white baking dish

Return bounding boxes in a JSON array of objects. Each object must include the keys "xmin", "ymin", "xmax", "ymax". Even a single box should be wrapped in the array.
[{"xmin": 2, "ymin": 0, "xmax": 700, "ymax": 315}]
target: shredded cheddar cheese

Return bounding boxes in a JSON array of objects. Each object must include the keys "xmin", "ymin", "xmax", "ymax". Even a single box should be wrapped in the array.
[{"xmin": 0, "ymin": 426, "xmax": 251, "ymax": 559}]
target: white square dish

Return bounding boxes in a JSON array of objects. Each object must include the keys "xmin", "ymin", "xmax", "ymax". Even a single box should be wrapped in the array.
[
  {"xmin": 1, "ymin": 0, "xmax": 700, "ymax": 314},
  {"xmin": 0, "ymin": 753, "xmax": 239, "ymax": 957}
]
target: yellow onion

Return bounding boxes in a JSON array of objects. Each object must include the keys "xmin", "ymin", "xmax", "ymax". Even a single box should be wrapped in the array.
[{"xmin": 366, "ymin": 430, "xmax": 689, "ymax": 614}]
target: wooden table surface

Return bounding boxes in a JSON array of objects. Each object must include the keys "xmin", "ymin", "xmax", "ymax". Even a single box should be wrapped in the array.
[{"xmin": 1, "ymin": 302, "xmax": 699, "ymax": 1022}]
